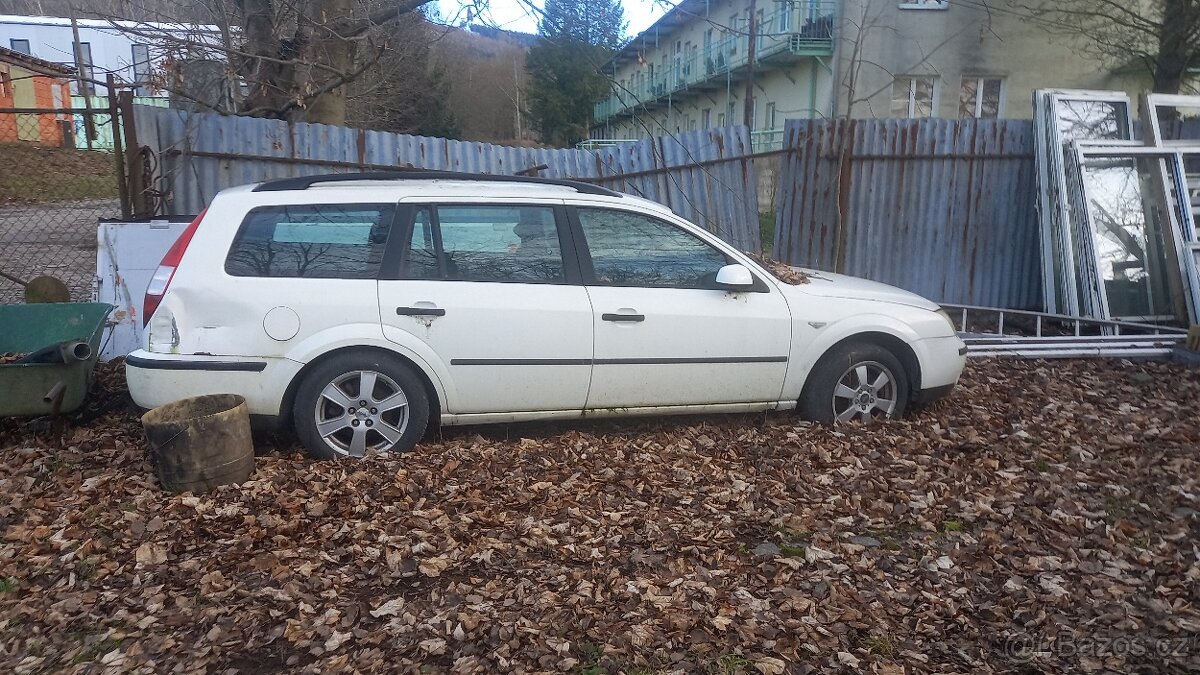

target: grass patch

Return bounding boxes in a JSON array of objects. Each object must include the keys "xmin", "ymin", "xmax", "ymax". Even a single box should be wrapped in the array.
[
  {"xmin": 758, "ymin": 211, "xmax": 776, "ymax": 256},
  {"xmin": 863, "ymin": 634, "xmax": 896, "ymax": 656},
  {"xmin": 779, "ymin": 544, "xmax": 806, "ymax": 558},
  {"xmin": 942, "ymin": 520, "xmax": 964, "ymax": 533},
  {"xmin": 0, "ymin": 577, "xmax": 15, "ymax": 593},
  {"xmin": 0, "ymin": 143, "xmax": 118, "ymax": 203},
  {"xmin": 576, "ymin": 641, "xmax": 606, "ymax": 675},
  {"xmin": 709, "ymin": 652, "xmax": 751, "ymax": 674},
  {"xmin": 1105, "ymin": 495, "xmax": 1134, "ymax": 522}
]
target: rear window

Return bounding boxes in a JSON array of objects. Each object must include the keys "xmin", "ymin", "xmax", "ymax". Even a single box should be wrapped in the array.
[{"xmin": 225, "ymin": 204, "xmax": 395, "ymax": 278}]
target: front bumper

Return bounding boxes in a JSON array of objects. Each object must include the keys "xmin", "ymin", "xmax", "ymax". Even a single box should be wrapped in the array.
[
  {"xmin": 913, "ymin": 334, "xmax": 967, "ymax": 390},
  {"xmin": 911, "ymin": 382, "xmax": 956, "ymax": 407}
]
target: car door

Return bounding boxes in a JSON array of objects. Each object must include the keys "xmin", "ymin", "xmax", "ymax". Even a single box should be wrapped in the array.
[
  {"xmin": 574, "ymin": 206, "xmax": 792, "ymax": 409},
  {"xmin": 378, "ymin": 202, "xmax": 593, "ymax": 414}
]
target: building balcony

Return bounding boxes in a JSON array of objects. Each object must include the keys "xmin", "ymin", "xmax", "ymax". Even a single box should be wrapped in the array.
[{"xmin": 594, "ymin": 2, "xmax": 836, "ymax": 125}]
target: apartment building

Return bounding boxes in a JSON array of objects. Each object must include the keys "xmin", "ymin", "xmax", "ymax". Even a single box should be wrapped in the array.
[
  {"xmin": 590, "ymin": 0, "xmax": 838, "ymax": 149},
  {"xmin": 592, "ymin": 0, "xmax": 1146, "ymax": 146}
]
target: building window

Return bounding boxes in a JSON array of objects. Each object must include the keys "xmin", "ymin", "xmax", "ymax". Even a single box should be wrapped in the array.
[
  {"xmin": 717, "ymin": 112, "xmax": 726, "ymax": 127},
  {"xmin": 891, "ymin": 76, "xmax": 937, "ymax": 118},
  {"xmin": 9, "ymin": 39, "xmax": 31, "ymax": 55},
  {"xmin": 132, "ymin": 44, "xmax": 152, "ymax": 96},
  {"xmin": 960, "ymin": 76, "xmax": 1003, "ymax": 118},
  {"xmin": 76, "ymin": 42, "xmax": 94, "ymax": 96},
  {"xmin": 777, "ymin": 2, "xmax": 791, "ymax": 33},
  {"xmin": 899, "ymin": 0, "xmax": 949, "ymax": 8},
  {"xmin": 702, "ymin": 108, "xmax": 711, "ymax": 128},
  {"xmin": 0, "ymin": 68, "xmax": 10, "ymax": 98},
  {"xmin": 766, "ymin": 102, "xmax": 777, "ymax": 129}
]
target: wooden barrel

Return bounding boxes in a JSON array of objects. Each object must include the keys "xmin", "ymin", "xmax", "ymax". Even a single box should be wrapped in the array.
[{"xmin": 141, "ymin": 394, "xmax": 254, "ymax": 493}]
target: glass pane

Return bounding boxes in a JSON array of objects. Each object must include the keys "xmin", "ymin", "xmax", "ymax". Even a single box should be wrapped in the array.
[
  {"xmin": 402, "ymin": 207, "xmax": 440, "ymax": 279},
  {"xmin": 1055, "ymin": 99, "xmax": 1130, "ymax": 141},
  {"xmin": 436, "ymin": 206, "xmax": 563, "ymax": 283},
  {"xmin": 1153, "ymin": 103, "xmax": 1200, "ymax": 142},
  {"xmin": 913, "ymin": 78, "xmax": 935, "ymax": 118},
  {"xmin": 1080, "ymin": 157, "xmax": 1177, "ymax": 320},
  {"xmin": 226, "ymin": 204, "xmax": 393, "ymax": 278},
  {"xmin": 980, "ymin": 78, "xmax": 1001, "ymax": 118},
  {"xmin": 958, "ymin": 78, "xmax": 978, "ymax": 118},
  {"xmin": 890, "ymin": 78, "xmax": 912, "ymax": 117},
  {"xmin": 578, "ymin": 208, "xmax": 728, "ymax": 288}
]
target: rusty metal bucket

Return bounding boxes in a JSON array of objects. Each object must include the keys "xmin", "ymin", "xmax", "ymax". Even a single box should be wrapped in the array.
[{"xmin": 141, "ymin": 394, "xmax": 254, "ymax": 493}]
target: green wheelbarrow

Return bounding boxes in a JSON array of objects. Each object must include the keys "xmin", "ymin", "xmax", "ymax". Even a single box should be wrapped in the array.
[{"xmin": 0, "ymin": 303, "xmax": 114, "ymax": 417}]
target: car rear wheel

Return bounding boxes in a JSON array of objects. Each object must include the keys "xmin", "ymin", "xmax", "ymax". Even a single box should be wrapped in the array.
[
  {"xmin": 293, "ymin": 352, "xmax": 429, "ymax": 459},
  {"xmin": 798, "ymin": 342, "xmax": 910, "ymax": 425}
]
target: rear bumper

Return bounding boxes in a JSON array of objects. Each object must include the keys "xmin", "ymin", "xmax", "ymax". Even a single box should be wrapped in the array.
[{"xmin": 126, "ymin": 350, "xmax": 298, "ymax": 416}]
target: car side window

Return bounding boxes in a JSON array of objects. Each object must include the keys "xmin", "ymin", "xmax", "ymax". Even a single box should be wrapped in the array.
[
  {"xmin": 400, "ymin": 205, "xmax": 566, "ymax": 283},
  {"xmin": 577, "ymin": 208, "xmax": 729, "ymax": 288},
  {"xmin": 403, "ymin": 207, "xmax": 441, "ymax": 280},
  {"xmin": 225, "ymin": 204, "xmax": 393, "ymax": 278}
]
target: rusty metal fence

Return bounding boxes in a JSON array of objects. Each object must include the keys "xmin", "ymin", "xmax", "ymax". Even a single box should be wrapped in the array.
[
  {"xmin": 0, "ymin": 104, "xmax": 125, "ymax": 304},
  {"xmin": 772, "ymin": 118, "xmax": 1043, "ymax": 309},
  {"xmin": 132, "ymin": 106, "xmax": 763, "ymax": 252}
]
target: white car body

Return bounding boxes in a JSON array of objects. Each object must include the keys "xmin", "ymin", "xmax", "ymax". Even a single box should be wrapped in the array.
[{"xmin": 127, "ymin": 174, "xmax": 965, "ymax": 450}]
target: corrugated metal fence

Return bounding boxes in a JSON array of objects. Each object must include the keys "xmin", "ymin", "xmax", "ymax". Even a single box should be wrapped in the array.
[
  {"xmin": 773, "ymin": 118, "xmax": 1042, "ymax": 309},
  {"xmin": 131, "ymin": 106, "xmax": 761, "ymax": 252}
]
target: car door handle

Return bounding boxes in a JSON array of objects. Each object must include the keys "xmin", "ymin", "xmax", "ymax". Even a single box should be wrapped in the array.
[
  {"xmin": 602, "ymin": 312, "xmax": 645, "ymax": 322},
  {"xmin": 397, "ymin": 306, "xmax": 446, "ymax": 317}
]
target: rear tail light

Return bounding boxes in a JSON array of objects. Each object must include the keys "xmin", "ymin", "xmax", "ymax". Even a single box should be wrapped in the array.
[{"xmin": 143, "ymin": 209, "xmax": 206, "ymax": 327}]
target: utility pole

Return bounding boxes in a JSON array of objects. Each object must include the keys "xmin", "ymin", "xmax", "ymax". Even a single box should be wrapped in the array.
[
  {"xmin": 742, "ymin": 0, "xmax": 757, "ymax": 128},
  {"xmin": 513, "ymin": 56, "xmax": 522, "ymax": 140},
  {"xmin": 70, "ymin": 11, "xmax": 96, "ymax": 149}
]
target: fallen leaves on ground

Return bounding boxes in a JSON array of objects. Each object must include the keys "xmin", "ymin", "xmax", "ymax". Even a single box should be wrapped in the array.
[
  {"xmin": 745, "ymin": 255, "xmax": 811, "ymax": 285},
  {"xmin": 1, "ymin": 358, "xmax": 1199, "ymax": 673}
]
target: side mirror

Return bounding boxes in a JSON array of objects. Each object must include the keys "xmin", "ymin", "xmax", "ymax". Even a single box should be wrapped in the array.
[{"xmin": 715, "ymin": 263, "xmax": 754, "ymax": 290}]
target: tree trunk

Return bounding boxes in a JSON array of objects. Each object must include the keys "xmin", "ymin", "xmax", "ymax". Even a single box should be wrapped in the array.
[
  {"xmin": 238, "ymin": 0, "xmax": 294, "ymax": 117},
  {"xmin": 298, "ymin": 0, "xmax": 356, "ymax": 125},
  {"xmin": 1151, "ymin": 0, "xmax": 1196, "ymax": 96}
]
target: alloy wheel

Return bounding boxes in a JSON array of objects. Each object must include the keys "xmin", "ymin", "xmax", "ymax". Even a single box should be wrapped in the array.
[
  {"xmin": 313, "ymin": 369, "xmax": 410, "ymax": 456},
  {"xmin": 832, "ymin": 360, "xmax": 898, "ymax": 424}
]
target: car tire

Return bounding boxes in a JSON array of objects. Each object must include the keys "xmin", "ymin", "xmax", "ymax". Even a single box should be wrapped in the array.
[
  {"xmin": 798, "ymin": 342, "xmax": 910, "ymax": 425},
  {"xmin": 293, "ymin": 351, "xmax": 430, "ymax": 459}
]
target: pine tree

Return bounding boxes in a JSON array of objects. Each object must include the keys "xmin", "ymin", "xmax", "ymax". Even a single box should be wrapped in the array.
[{"xmin": 527, "ymin": 0, "xmax": 626, "ymax": 146}]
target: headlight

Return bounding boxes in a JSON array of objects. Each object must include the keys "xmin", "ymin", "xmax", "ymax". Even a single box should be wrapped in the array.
[{"xmin": 935, "ymin": 309, "xmax": 957, "ymax": 332}]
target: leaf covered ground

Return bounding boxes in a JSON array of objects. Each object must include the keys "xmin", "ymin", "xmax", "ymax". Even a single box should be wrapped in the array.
[{"xmin": 1, "ymin": 358, "xmax": 1199, "ymax": 674}]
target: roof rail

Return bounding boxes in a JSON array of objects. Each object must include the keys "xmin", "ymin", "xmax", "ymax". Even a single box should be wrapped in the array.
[{"xmin": 250, "ymin": 171, "xmax": 622, "ymax": 197}]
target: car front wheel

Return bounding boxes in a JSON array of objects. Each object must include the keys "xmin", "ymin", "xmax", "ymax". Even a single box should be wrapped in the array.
[
  {"xmin": 799, "ymin": 342, "xmax": 910, "ymax": 425},
  {"xmin": 293, "ymin": 351, "xmax": 430, "ymax": 459}
]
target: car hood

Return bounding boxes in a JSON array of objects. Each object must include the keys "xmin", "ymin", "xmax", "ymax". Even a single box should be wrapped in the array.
[{"xmin": 780, "ymin": 267, "xmax": 940, "ymax": 311}]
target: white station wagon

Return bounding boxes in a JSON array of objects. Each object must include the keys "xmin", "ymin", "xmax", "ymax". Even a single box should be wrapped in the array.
[{"xmin": 127, "ymin": 173, "xmax": 966, "ymax": 458}]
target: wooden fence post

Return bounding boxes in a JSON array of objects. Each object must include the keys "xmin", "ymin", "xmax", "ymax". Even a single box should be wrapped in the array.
[{"xmin": 117, "ymin": 91, "xmax": 151, "ymax": 217}]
